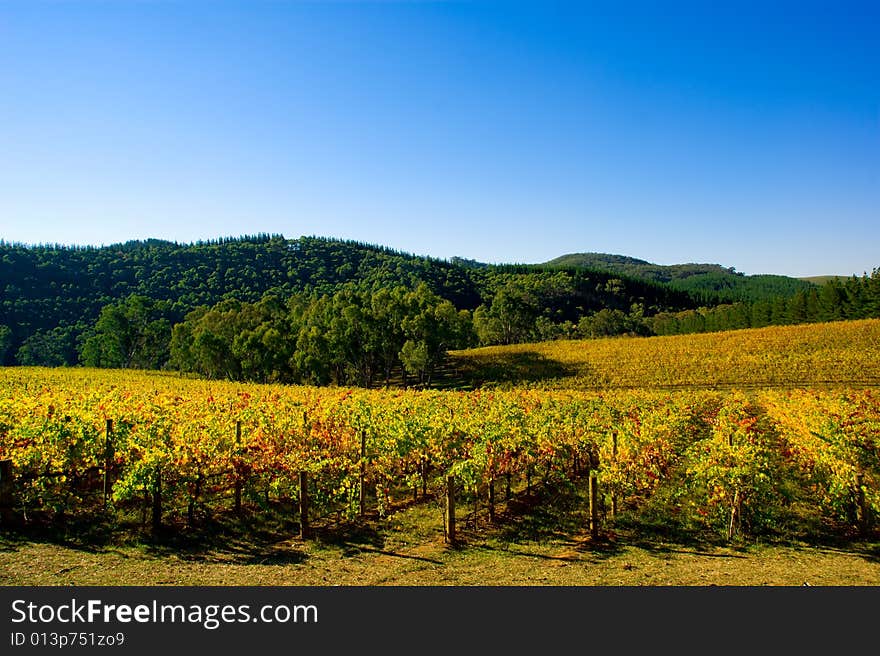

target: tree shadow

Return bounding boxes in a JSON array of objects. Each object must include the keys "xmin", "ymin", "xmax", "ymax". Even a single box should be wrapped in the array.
[
  {"xmin": 3, "ymin": 484, "xmax": 876, "ymax": 573},
  {"xmin": 0, "ymin": 506, "xmax": 387, "ymax": 567},
  {"xmin": 459, "ymin": 481, "xmax": 880, "ymax": 569},
  {"xmin": 447, "ymin": 350, "xmax": 576, "ymax": 387},
  {"xmin": 339, "ymin": 545, "xmax": 443, "ymax": 565}
]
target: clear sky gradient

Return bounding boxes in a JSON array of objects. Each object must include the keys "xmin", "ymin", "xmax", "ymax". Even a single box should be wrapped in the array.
[{"xmin": 1, "ymin": 1, "xmax": 877, "ymax": 277}]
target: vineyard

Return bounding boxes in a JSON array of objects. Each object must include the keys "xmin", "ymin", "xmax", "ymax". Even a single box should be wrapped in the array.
[
  {"xmin": 1, "ymin": 362, "xmax": 877, "ymax": 543},
  {"xmin": 450, "ymin": 318, "xmax": 880, "ymax": 389}
]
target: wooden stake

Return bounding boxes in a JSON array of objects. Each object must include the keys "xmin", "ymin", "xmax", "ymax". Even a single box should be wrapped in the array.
[
  {"xmin": 103, "ymin": 419, "xmax": 113, "ymax": 509},
  {"xmin": 445, "ymin": 475, "xmax": 456, "ymax": 545},
  {"xmin": 234, "ymin": 421, "xmax": 242, "ymax": 515},
  {"xmin": 299, "ymin": 471, "xmax": 310, "ymax": 539},
  {"xmin": 611, "ymin": 432, "xmax": 618, "ymax": 518},
  {"xmin": 473, "ymin": 490, "xmax": 479, "ymax": 528},
  {"xmin": 488, "ymin": 479, "xmax": 496, "ymax": 523},
  {"xmin": 728, "ymin": 489, "xmax": 741, "ymax": 541},
  {"xmin": 359, "ymin": 431, "xmax": 367, "ymax": 517},
  {"xmin": 188, "ymin": 472, "xmax": 202, "ymax": 527},
  {"xmin": 856, "ymin": 473, "xmax": 870, "ymax": 537},
  {"xmin": 589, "ymin": 473, "xmax": 599, "ymax": 540},
  {"xmin": 152, "ymin": 467, "xmax": 162, "ymax": 535}
]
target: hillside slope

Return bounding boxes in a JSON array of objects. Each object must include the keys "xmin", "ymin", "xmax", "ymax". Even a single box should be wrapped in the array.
[
  {"xmin": 544, "ymin": 252, "xmax": 814, "ymax": 302},
  {"xmin": 0, "ymin": 235, "xmax": 695, "ymax": 365},
  {"xmin": 449, "ymin": 318, "xmax": 880, "ymax": 390}
]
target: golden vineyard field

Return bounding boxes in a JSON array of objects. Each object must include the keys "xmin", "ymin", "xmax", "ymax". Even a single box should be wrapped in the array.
[
  {"xmin": 1, "ymin": 320, "xmax": 878, "ymax": 542},
  {"xmin": 450, "ymin": 318, "xmax": 880, "ymax": 389}
]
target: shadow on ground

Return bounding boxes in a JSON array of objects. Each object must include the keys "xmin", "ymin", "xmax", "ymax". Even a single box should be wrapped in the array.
[
  {"xmin": 2, "ymin": 481, "xmax": 877, "ymax": 571},
  {"xmin": 442, "ymin": 351, "xmax": 577, "ymax": 388},
  {"xmin": 0, "ymin": 506, "xmax": 395, "ymax": 567},
  {"xmin": 443, "ymin": 480, "xmax": 880, "ymax": 567}
]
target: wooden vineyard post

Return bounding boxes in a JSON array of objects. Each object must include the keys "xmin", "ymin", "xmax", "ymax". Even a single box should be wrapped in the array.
[
  {"xmin": 103, "ymin": 419, "xmax": 113, "ymax": 509},
  {"xmin": 420, "ymin": 459, "xmax": 427, "ymax": 497},
  {"xmin": 188, "ymin": 473, "xmax": 202, "ymax": 528},
  {"xmin": 152, "ymin": 467, "xmax": 162, "ymax": 535},
  {"xmin": 299, "ymin": 471, "xmax": 310, "ymax": 539},
  {"xmin": 728, "ymin": 489, "xmax": 741, "ymax": 542},
  {"xmin": 611, "ymin": 432, "xmax": 618, "ymax": 518},
  {"xmin": 856, "ymin": 473, "xmax": 870, "ymax": 537},
  {"xmin": 589, "ymin": 473, "xmax": 599, "ymax": 540},
  {"xmin": 488, "ymin": 478, "xmax": 496, "ymax": 523},
  {"xmin": 234, "ymin": 421, "xmax": 243, "ymax": 515},
  {"xmin": 505, "ymin": 472, "xmax": 512, "ymax": 501},
  {"xmin": 0, "ymin": 459, "xmax": 14, "ymax": 525},
  {"xmin": 359, "ymin": 431, "xmax": 367, "ymax": 518},
  {"xmin": 445, "ymin": 475, "xmax": 456, "ymax": 545}
]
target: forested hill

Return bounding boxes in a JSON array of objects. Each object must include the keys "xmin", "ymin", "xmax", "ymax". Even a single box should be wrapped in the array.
[
  {"xmin": 0, "ymin": 235, "xmax": 695, "ymax": 366},
  {"xmin": 544, "ymin": 252, "xmax": 815, "ymax": 302}
]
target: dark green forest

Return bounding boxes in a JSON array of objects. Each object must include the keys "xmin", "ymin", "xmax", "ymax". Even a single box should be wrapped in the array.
[
  {"xmin": 649, "ymin": 272, "xmax": 880, "ymax": 336},
  {"xmin": 544, "ymin": 252, "xmax": 817, "ymax": 303},
  {"xmin": 1, "ymin": 234, "xmax": 877, "ymax": 385},
  {"xmin": 0, "ymin": 235, "xmax": 689, "ymax": 375}
]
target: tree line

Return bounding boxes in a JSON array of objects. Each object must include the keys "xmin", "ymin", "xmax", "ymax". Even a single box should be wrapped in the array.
[
  {"xmin": 62, "ymin": 269, "xmax": 880, "ymax": 388},
  {"xmin": 72, "ymin": 278, "xmax": 656, "ymax": 386},
  {"xmin": 1, "ymin": 235, "xmax": 696, "ymax": 367},
  {"xmin": 649, "ymin": 271, "xmax": 880, "ymax": 335},
  {"xmin": 544, "ymin": 252, "xmax": 815, "ymax": 303},
  {"xmin": 6, "ymin": 233, "xmax": 876, "ymax": 384}
]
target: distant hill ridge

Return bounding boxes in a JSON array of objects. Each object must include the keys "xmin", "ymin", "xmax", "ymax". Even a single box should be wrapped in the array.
[
  {"xmin": 543, "ymin": 252, "xmax": 815, "ymax": 302},
  {"xmin": 544, "ymin": 252, "xmax": 737, "ymax": 281}
]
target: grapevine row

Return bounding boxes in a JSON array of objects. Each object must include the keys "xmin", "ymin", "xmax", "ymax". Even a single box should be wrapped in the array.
[{"xmin": 0, "ymin": 369, "xmax": 877, "ymax": 540}]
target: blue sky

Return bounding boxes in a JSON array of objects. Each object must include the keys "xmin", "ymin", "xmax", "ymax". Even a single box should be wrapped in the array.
[{"xmin": 0, "ymin": 1, "xmax": 877, "ymax": 277}]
